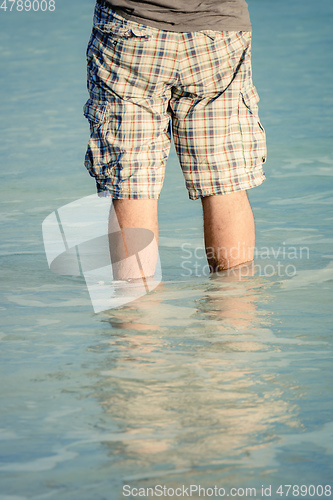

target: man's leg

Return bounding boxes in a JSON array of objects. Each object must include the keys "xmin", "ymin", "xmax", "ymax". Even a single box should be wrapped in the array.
[
  {"xmin": 109, "ymin": 199, "xmax": 159, "ymax": 280},
  {"xmin": 112, "ymin": 199, "xmax": 159, "ymax": 243},
  {"xmin": 201, "ymin": 190, "xmax": 255, "ymax": 271}
]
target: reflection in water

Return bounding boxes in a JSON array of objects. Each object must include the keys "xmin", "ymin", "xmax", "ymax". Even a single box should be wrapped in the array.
[{"xmin": 87, "ymin": 274, "xmax": 301, "ymax": 489}]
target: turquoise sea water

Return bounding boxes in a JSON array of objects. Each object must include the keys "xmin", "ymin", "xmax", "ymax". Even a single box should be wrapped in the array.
[{"xmin": 1, "ymin": 0, "xmax": 333, "ymax": 498}]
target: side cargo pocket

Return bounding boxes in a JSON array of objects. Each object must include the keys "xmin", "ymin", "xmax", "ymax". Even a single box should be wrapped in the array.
[
  {"xmin": 83, "ymin": 98, "xmax": 115, "ymax": 179},
  {"xmin": 239, "ymin": 84, "xmax": 267, "ymax": 172}
]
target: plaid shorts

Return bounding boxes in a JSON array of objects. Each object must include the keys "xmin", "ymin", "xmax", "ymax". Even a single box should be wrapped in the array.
[{"xmin": 84, "ymin": 0, "xmax": 267, "ymax": 199}]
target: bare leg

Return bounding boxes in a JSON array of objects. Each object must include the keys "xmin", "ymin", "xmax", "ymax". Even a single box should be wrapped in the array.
[
  {"xmin": 109, "ymin": 199, "xmax": 159, "ymax": 280},
  {"xmin": 201, "ymin": 191, "xmax": 255, "ymax": 272}
]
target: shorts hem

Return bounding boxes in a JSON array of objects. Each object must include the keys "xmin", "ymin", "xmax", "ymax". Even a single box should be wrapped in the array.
[
  {"xmin": 96, "ymin": 182, "xmax": 161, "ymax": 199},
  {"xmin": 188, "ymin": 171, "xmax": 266, "ymax": 200}
]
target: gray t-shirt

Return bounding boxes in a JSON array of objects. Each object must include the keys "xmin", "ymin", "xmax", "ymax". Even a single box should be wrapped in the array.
[{"xmin": 103, "ymin": 0, "xmax": 252, "ymax": 32}]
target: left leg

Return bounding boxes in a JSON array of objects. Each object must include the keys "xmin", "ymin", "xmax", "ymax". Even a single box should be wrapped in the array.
[{"xmin": 109, "ymin": 199, "xmax": 159, "ymax": 281}]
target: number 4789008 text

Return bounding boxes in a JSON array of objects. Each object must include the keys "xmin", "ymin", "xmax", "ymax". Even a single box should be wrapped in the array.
[{"xmin": 0, "ymin": 0, "xmax": 55, "ymax": 11}]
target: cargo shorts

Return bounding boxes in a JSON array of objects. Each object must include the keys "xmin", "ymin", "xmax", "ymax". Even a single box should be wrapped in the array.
[{"xmin": 84, "ymin": 0, "xmax": 267, "ymax": 199}]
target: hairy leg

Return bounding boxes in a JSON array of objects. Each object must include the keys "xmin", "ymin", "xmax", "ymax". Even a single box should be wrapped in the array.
[
  {"xmin": 201, "ymin": 191, "xmax": 255, "ymax": 271},
  {"xmin": 109, "ymin": 199, "xmax": 159, "ymax": 280}
]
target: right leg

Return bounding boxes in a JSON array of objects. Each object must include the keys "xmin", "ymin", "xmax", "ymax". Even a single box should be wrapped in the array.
[
  {"xmin": 170, "ymin": 31, "xmax": 266, "ymax": 273},
  {"xmin": 201, "ymin": 190, "xmax": 255, "ymax": 271}
]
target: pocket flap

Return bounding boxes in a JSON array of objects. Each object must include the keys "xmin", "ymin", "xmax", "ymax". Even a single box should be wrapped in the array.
[
  {"xmin": 241, "ymin": 85, "xmax": 260, "ymax": 114},
  {"xmin": 94, "ymin": 23, "xmax": 151, "ymax": 39},
  {"xmin": 83, "ymin": 99, "xmax": 109, "ymax": 125},
  {"xmin": 94, "ymin": 22, "xmax": 131, "ymax": 36}
]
